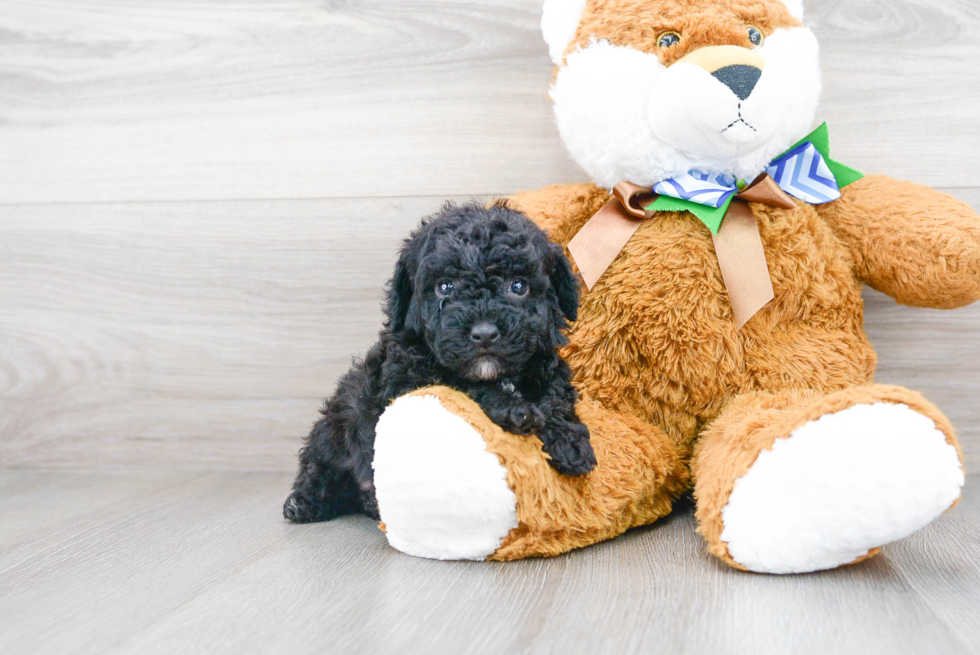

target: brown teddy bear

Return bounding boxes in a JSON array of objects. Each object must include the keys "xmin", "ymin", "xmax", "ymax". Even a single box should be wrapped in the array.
[{"xmin": 369, "ymin": 0, "xmax": 980, "ymax": 573}]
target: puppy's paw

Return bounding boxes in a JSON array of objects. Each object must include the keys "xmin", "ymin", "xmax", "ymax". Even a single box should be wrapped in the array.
[
  {"xmin": 540, "ymin": 423, "xmax": 596, "ymax": 477},
  {"xmin": 510, "ymin": 404, "xmax": 547, "ymax": 434},
  {"xmin": 486, "ymin": 403, "xmax": 545, "ymax": 435},
  {"xmin": 283, "ymin": 492, "xmax": 318, "ymax": 523},
  {"xmin": 359, "ymin": 489, "xmax": 381, "ymax": 521},
  {"xmin": 285, "ymin": 491, "xmax": 346, "ymax": 523}
]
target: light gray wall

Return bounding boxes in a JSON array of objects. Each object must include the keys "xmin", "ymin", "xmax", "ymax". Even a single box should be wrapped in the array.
[{"xmin": 1, "ymin": 0, "xmax": 978, "ymax": 470}]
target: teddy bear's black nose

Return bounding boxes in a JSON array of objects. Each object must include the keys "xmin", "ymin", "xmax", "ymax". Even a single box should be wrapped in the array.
[
  {"xmin": 470, "ymin": 322, "xmax": 500, "ymax": 347},
  {"xmin": 712, "ymin": 64, "xmax": 762, "ymax": 101}
]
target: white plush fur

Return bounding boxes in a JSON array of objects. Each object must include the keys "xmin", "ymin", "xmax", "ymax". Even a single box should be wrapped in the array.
[
  {"xmin": 542, "ymin": 0, "xmax": 587, "ymax": 65},
  {"xmin": 550, "ymin": 26, "xmax": 821, "ymax": 188},
  {"xmin": 720, "ymin": 403, "xmax": 965, "ymax": 574},
  {"xmin": 373, "ymin": 394, "xmax": 519, "ymax": 561}
]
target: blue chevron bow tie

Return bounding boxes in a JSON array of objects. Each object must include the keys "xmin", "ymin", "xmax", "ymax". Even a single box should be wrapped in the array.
[
  {"xmin": 654, "ymin": 141, "xmax": 841, "ymax": 210},
  {"xmin": 644, "ymin": 123, "xmax": 864, "ymax": 234}
]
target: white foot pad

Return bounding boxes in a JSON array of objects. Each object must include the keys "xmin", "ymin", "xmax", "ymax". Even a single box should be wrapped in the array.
[
  {"xmin": 373, "ymin": 394, "xmax": 519, "ymax": 560},
  {"xmin": 721, "ymin": 402, "xmax": 964, "ymax": 574}
]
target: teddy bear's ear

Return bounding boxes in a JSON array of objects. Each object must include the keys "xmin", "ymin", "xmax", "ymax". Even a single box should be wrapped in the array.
[
  {"xmin": 541, "ymin": 0, "xmax": 587, "ymax": 65},
  {"xmin": 780, "ymin": 0, "xmax": 804, "ymax": 20}
]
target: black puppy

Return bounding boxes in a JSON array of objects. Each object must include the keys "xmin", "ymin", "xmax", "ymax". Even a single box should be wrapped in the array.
[{"xmin": 283, "ymin": 202, "xmax": 595, "ymax": 524}]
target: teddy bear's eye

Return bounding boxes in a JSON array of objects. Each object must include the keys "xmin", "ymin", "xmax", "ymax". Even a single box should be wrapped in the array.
[
  {"xmin": 657, "ymin": 31, "xmax": 681, "ymax": 48},
  {"xmin": 508, "ymin": 279, "xmax": 529, "ymax": 297},
  {"xmin": 747, "ymin": 26, "xmax": 764, "ymax": 46},
  {"xmin": 435, "ymin": 280, "xmax": 455, "ymax": 298}
]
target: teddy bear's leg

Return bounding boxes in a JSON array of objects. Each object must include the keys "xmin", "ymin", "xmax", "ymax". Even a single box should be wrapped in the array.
[
  {"xmin": 692, "ymin": 385, "xmax": 965, "ymax": 574},
  {"xmin": 372, "ymin": 386, "xmax": 689, "ymax": 561}
]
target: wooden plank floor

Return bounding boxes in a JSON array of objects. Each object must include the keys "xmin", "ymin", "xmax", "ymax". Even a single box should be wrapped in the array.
[
  {"xmin": 0, "ymin": 470, "xmax": 978, "ymax": 655},
  {"xmin": 2, "ymin": 0, "xmax": 980, "ymax": 653}
]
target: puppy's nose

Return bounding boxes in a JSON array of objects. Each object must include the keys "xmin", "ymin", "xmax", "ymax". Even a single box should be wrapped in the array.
[
  {"xmin": 470, "ymin": 322, "xmax": 499, "ymax": 347},
  {"xmin": 712, "ymin": 65, "xmax": 762, "ymax": 101}
]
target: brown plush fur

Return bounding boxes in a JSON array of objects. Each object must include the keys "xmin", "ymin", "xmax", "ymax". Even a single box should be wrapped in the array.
[
  {"xmin": 403, "ymin": 385, "xmax": 690, "ymax": 561},
  {"xmin": 816, "ymin": 176, "xmax": 980, "ymax": 309},
  {"xmin": 503, "ymin": 178, "xmax": 977, "ymax": 564},
  {"xmin": 512, "ymin": 183, "xmax": 880, "ymax": 446},
  {"xmin": 566, "ymin": 0, "xmax": 801, "ymax": 65}
]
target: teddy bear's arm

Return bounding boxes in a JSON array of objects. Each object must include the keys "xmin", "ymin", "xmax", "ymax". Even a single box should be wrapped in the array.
[
  {"xmin": 815, "ymin": 175, "xmax": 980, "ymax": 309},
  {"xmin": 508, "ymin": 183, "xmax": 610, "ymax": 246}
]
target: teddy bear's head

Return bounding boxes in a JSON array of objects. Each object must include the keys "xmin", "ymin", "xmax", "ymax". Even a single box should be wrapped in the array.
[{"xmin": 543, "ymin": 0, "xmax": 820, "ymax": 188}]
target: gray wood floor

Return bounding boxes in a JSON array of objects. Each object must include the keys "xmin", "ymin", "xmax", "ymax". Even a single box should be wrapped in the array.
[
  {"xmin": 2, "ymin": 0, "xmax": 980, "ymax": 653},
  {"xmin": 0, "ymin": 470, "xmax": 978, "ymax": 655}
]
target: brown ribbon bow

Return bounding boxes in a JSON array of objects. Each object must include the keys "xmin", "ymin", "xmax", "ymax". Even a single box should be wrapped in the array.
[{"xmin": 567, "ymin": 174, "xmax": 797, "ymax": 329}]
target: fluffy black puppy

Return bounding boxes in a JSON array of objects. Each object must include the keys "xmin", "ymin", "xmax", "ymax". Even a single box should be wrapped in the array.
[{"xmin": 283, "ymin": 202, "xmax": 595, "ymax": 524}]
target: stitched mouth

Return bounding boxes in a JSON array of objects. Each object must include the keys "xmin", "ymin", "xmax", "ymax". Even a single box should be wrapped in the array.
[{"xmin": 722, "ymin": 103, "xmax": 757, "ymax": 134}]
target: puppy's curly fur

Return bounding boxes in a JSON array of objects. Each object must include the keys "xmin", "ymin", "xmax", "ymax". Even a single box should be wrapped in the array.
[{"xmin": 284, "ymin": 202, "xmax": 595, "ymax": 523}]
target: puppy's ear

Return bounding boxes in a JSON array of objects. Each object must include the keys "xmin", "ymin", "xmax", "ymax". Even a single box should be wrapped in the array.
[
  {"xmin": 384, "ymin": 235, "xmax": 422, "ymax": 333},
  {"xmin": 549, "ymin": 242, "xmax": 580, "ymax": 322}
]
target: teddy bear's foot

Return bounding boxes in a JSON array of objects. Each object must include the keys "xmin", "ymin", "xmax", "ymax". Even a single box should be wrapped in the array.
[
  {"xmin": 372, "ymin": 392, "xmax": 520, "ymax": 561},
  {"xmin": 373, "ymin": 386, "xmax": 690, "ymax": 561},
  {"xmin": 693, "ymin": 385, "xmax": 964, "ymax": 574}
]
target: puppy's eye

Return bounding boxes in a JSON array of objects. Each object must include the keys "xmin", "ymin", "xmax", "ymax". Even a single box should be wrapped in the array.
[
  {"xmin": 658, "ymin": 31, "xmax": 681, "ymax": 48},
  {"xmin": 508, "ymin": 279, "xmax": 528, "ymax": 297},
  {"xmin": 747, "ymin": 26, "xmax": 764, "ymax": 46},
  {"xmin": 435, "ymin": 280, "xmax": 455, "ymax": 298}
]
